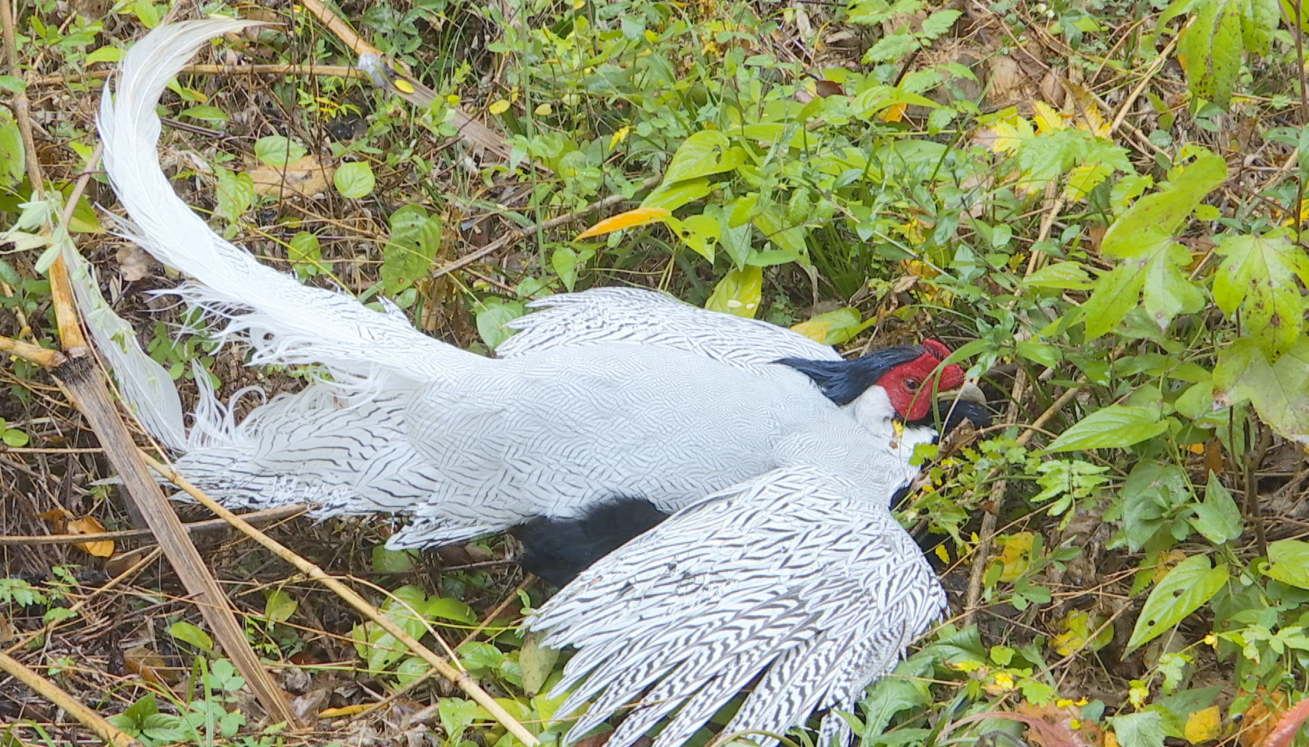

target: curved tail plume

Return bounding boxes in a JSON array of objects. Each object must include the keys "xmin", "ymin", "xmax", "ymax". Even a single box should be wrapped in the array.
[{"xmin": 98, "ymin": 19, "xmax": 480, "ymax": 394}]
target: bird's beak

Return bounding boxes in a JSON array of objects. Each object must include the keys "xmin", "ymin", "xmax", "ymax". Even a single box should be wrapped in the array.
[
  {"xmin": 934, "ymin": 381, "xmax": 990, "ymax": 430},
  {"xmin": 944, "ymin": 381, "xmax": 985, "ymax": 406}
]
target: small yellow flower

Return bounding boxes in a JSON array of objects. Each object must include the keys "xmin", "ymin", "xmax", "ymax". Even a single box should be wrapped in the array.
[
  {"xmin": 994, "ymin": 673, "xmax": 1016, "ymax": 690},
  {"xmin": 1204, "ymin": 634, "xmax": 1218, "ymax": 647},
  {"xmin": 1070, "ymin": 719, "xmax": 1082, "ymax": 729}
]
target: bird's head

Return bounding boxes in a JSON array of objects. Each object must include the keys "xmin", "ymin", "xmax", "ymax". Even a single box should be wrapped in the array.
[{"xmin": 778, "ymin": 339, "xmax": 984, "ymax": 427}]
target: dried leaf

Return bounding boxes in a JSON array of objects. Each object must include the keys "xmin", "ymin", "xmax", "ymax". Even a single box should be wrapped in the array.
[{"xmin": 575, "ymin": 207, "xmax": 671, "ymax": 239}]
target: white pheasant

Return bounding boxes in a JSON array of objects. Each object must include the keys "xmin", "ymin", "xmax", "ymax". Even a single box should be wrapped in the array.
[{"xmin": 88, "ymin": 19, "xmax": 985, "ymax": 747}]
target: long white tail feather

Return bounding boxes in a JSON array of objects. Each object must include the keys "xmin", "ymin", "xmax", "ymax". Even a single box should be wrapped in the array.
[
  {"xmin": 99, "ymin": 19, "xmax": 482, "ymax": 402},
  {"xmin": 62, "ymin": 242, "xmax": 188, "ymax": 451}
]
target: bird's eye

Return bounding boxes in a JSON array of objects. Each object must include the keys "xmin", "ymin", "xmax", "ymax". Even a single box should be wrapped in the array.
[{"xmin": 903, "ymin": 378, "xmax": 920, "ymax": 391}]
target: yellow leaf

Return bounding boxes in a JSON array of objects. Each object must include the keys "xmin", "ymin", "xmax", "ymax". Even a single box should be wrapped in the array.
[
  {"xmin": 992, "ymin": 531, "xmax": 1034, "ymax": 583},
  {"xmin": 934, "ymin": 544, "xmax": 951, "ymax": 563},
  {"xmin": 535, "ymin": 103, "xmax": 552, "ymax": 116},
  {"xmin": 986, "ymin": 121, "xmax": 1025, "ymax": 153},
  {"xmin": 393, "ymin": 78, "xmax": 414, "ymax": 94},
  {"xmin": 320, "ymin": 704, "xmax": 371, "ymax": 718},
  {"xmin": 489, "ymin": 99, "xmax": 511, "ymax": 115},
  {"xmin": 1184, "ymin": 706, "xmax": 1221, "ymax": 744},
  {"xmin": 880, "ymin": 102, "xmax": 907, "ymax": 123},
  {"xmin": 1188, "ymin": 443, "xmax": 1206, "ymax": 454},
  {"xmin": 1105, "ymin": 731, "xmax": 1120, "ymax": 747},
  {"xmin": 68, "ymin": 516, "xmax": 114, "ymax": 558},
  {"xmin": 1154, "ymin": 549, "xmax": 1188, "ymax": 584},
  {"xmin": 575, "ymin": 207, "xmax": 671, "ymax": 239},
  {"xmin": 790, "ymin": 319, "xmax": 834, "ymax": 343},
  {"xmin": 1033, "ymin": 101, "xmax": 1066, "ymax": 133}
]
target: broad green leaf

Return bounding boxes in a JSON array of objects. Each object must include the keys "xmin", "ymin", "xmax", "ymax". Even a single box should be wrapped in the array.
[
  {"xmin": 371, "ymin": 546, "xmax": 415, "ymax": 573},
  {"xmin": 1179, "ymin": 0, "xmax": 1242, "ymax": 108},
  {"xmin": 1081, "ymin": 262, "xmax": 1147, "ymax": 339},
  {"xmin": 424, "ymin": 597, "xmax": 476, "ymax": 624},
  {"xmin": 1142, "ymin": 240, "xmax": 1205, "ymax": 330},
  {"xmin": 1023, "ymin": 261, "xmax": 1093, "ymax": 290},
  {"xmin": 640, "ymin": 177, "xmax": 712, "ymax": 212},
  {"xmin": 1244, "ymin": 0, "xmax": 1279, "ymax": 52},
  {"xmin": 1016, "ymin": 339, "xmax": 1062, "ymax": 368},
  {"xmin": 1214, "ymin": 338, "xmax": 1309, "ymax": 443},
  {"xmin": 1175, "ymin": 380, "xmax": 1215, "ymax": 420},
  {"xmin": 382, "ymin": 205, "xmax": 441, "ymax": 295},
  {"xmin": 706, "ymin": 266, "xmax": 763, "ymax": 318},
  {"xmin": 214, "ymin": 167, "xmax": 254, "ymax": 223},
  {"xmin": 1100, "ymin": 151, "xmax": 1226, "ymax": 256},
  {"xmin": 661, "ymin": 131, "xmax": 745, "ymax": 184},
  {"xmin": 438, "ymin": 698, "xmax": 490, "ymax": 742},
  {"xmin": 1213, "ymin": 234, "xmax": 1309, "ymax": 356},
  {"xmin": 179, "ymin": 105, "xmax": 228, "ymax": 123},
  {"xmin": 710, "ymin": 202, "xmax": 753, "ymax": 270},
  {"xmin": 1048, "ymin": 404, "xmax": 1168, "ymax": 452},
  {"xmin": 1265, "ymin": 539, "xmax": 1309, "ymax": 588},
  {"xmin": 263, "ymin": 589, "xmax": 298, "ymax": 624},
  {"xmin": 667, "ymin": 213, "xmax": 720, "ymax": 261},
  {"xmin": 169, "ymin": 621, "xmax": 214, "ymax": 652},
  {"xmin": 334, "ymin": 161, "xmax": 375, "ymax": 199},
  {"xmin": 1189, "ymin": 473, "xmax": 1243, "ymax": 545},
  {"xmin": 288, "ymin": 231, "xmax": 325, "ymax": 279},
  {"xmin": 552, "ymin": 246, "xmax": 578, "ymax": 291},
  {"xmin": 394, "ymin": 656, "xmax": 430, "ymax": 686},
  {"xmin": 1127, "ymin": 554, "xmax": 1228, "ymax": 652},
  {"xmin": 752, "ymin": 203, "xmax": 808, "ymax": 260},
  {"xmin": 519, "ymin": 630, "xmax": 558, "ymax": 695},
  {"xmin": 476, "ymin": 299, "xmax": 527, "ymax": 350},
  {"xmin": 254, "ymin": 135, "xmax": 308, "ymax": 167},
  {"xmin": 0, "ymin": 112, "xmax": 24, "ymax": 187},
  {"xmin": 1112, "ymin": 711, "xmax": 1167, "ymax": 747}
]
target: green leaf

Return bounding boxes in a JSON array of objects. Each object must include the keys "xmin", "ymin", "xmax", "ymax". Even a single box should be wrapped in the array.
[
  {"xmin": 640, "ymin": 177, "xmax": 713, "ymax": 212},
  {"xmin": 1047, "ymin": 404, "xmax": 1169, "ymax": 452},
  {"xmin": 2, "ymin": 428, "xmax": 29, "ymax": 447},
  {"xmin": 920, "ymin": 9, "xmax": 962, "ymax": 38},
  {"xmin": 864, "ymin": 31, "xmax": 915, "ymax": 63},
  {"xmin": 334, "ymin": 161, "xmax": 376, "ymax": 199},
  {"xmin": 1101, "ymin": 150, "xmax": 1226, "ymax": 256},
  {"xmin": 0, "ymin": 112, "xmax": 23, "ymax": 188},
  {"xmin": 1265, "ymin": 539, "xmax": 1309, "ymax": 588},
  {"xmin": 263, "ymin": 589, "xmax": 298, "ymax": 624},
  {"xmin": 666, "ymin": 213, "xmax": 720, "ymax": 261},
  {"xmin": 475, "ymin": 299, "xmax": 526, "ymax": 350},
  {"xmin": 178, "ymin": 105, "xmax": 229, "ymax": 124},
  {"xmin": 1214, "ymin": 338, "xmax": 1309, "ymax": 443},
  {"xmin": 1179, "ymin": 0, "xmax": 1242, "ymax": 108},
  {"xmin": 214, "ymin": 167, "xmax": 254, "ymax": 223},
  {"xmin": 371, "ymin": 546, "xmax": 416, "ymax": 573},
  {"xmin": 661, "ymin": 131, "xmax": 746, "ymax": 184},
  {"xmin": 1189, "ymin": 473, "xmax": 1243, "ymax": 545},
  {"xmin": 1142, "ymin": 240, "xmax": 1205, "ymax": 330},
  {"xmin": 457, "ymin": 641, "xmax": 504, "ymax": 673},
  {"xmin": 169, "ymin": 621, "xmax": 214, "ymax": 652},
  {"xmin": 705, "ymin": 266, "xmax": 762, "ymax": 318},
  {"xmin": 790, "ymin": 308, "xmax": 874, "ymax": 346},
  {"xmin": 424, "ymin": 597, "xmax": 476, "ymax": 624},
  {"xmin": 1243, "ymin": 0, "xmax": 1279, "ymax": 52},
  {"xmin": 1023, "ymin": 261, "xmax": 1093, "ymax": 291},
  {"xmin": 551, "ymin": 247, "xmax": 579, "ymax": 291},
  {"xmin": 1213, "ymin": 234, "xmax": 1309, "ymax": 356},
  {"xmin": 1127, "ymin": 554, "xmax": 1228, "ymax": 652},
  {"xmin": 1081, "ymin": 262, "xmax": 1147, "ymax": 339},
  {"xmin": 254, "ymin": 135, "xmax": 307, "ymax": 167},
  {"xmin": 382, "ymin": 205, "xmax": 442, "ymax": 295},
  {"xmin": 519, "ymin": 630, "xmax": 558, "ymax": 695},
  {"xmin": 1112, "ymin": 711, "xmax": 1167, "ymax": 747},
  {"xmin": 438, "ymin": 698, "xmax": 490, "ymax": 741},
  {"xmin": 394, "ymin": 656, "xmax": 431, "ymax": 686},
  {"xmin": 710, "ymin": 202, "xmax": 752, "ymax": 270},
  {"xmin": 287, "ymin": 231, "xmax": 325, "ymax": 279}
]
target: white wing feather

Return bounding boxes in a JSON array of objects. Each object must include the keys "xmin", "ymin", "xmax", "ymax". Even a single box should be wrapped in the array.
[
  {"xmin": 530, "ymin": 466, "xmax": 947, "ymax": 747},
  {"xmin": 498, "ymin": 287, "xmax": 843, "ymax": 368}
]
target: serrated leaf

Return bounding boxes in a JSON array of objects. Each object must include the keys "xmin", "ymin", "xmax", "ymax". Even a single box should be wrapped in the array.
[
  {"xmin": 1024, "ymin": 261, "xmax": 1093, "ymax": 290},
  {"xmin": 1266, "ymin": 539, "xmax": 1309, "ymax": 588},
  {"xmin": 1214, "ymin": 338, "xmax": 1309, "ymax": 443},
  {"xmin": 661, "ymin": 131, "xmax": 745, "ymax": 184},
  {"xmin": 576, "ymin": 207, "xmax": 671, "ymax": 239},
  {"xmin": 1126, "ymin": 554, "xmax": 1228, "ymax": 652},
  {"xmin": 254, "ymin": 135, "xmax": 308, "ymax": 167},
  {"xmin": 169, "ymin": 621, "xmax": 214, "ymax": 653},
  {"xmin": 1113, "ymin": 711, "xmax": 1167, "ymax": 747},
  {"xmin": 334, "ymin": 161, "xmax": 375, "ymax": 199},
  {"xmin": 1047, "ymin": 404, "xmax": 1168, "ymax": 452},
  {"xmin": 1101, "ymin": 151, "xmax": 1226, "ymax": 256},
  {"xmin": 1179, "ymin": 0, "xmax": 1243, "ymax": 108},
  {"xmin": 706, "ymin": 265, "xmax": 762, "ymax": 318},
  {"xmin": 1213, "ymin": 234, "xmax": 1309, "ymax": 356}
]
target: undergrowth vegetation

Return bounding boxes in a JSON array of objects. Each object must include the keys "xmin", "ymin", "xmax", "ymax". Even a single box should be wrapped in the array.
[{"xmin": 2, "ymin": 0, "xmax": 1309, "ymax": 746}]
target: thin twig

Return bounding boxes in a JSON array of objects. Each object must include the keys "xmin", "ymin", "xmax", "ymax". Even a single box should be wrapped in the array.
[
  {"xmin": 0, "ymin": 649, "xmax": 142, "ymax": 747},
  {"xmin": 0, "ymin": 504, "xmax": 307, "ymax": 546}
]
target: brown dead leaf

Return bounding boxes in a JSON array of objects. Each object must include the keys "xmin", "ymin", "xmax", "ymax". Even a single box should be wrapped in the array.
[
  {"xmin": 116, "ymin": 243, "xmax": 154, "ymax": 282},
  {"xmin": 1259, "ymin": 696, "xmax": 1309, "ymax": 747},
  {"xmin": 68, "ymin": 515, "xmax": 114, "ymax": 558},
  {"xmin": 248, "ymin": 154, "xmax": 335, "ymax": 198},
  {"xmin": 1017, "ymin": 702, "xmax": 1104, "ymax": 747},
  {"xmin": 123, "ymin": 645, "xmax": 170, "ymax": 686},
  {"xmin": 38, "ymin": 507, "xmax": 72, "ymax": 533},
  {"xmin": 1240, "ymin": 688, "xmax": 1290, "ymax": 747}
]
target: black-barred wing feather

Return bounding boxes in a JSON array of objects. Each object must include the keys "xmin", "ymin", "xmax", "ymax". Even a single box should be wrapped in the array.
[
  {"xmin": 529, "ymin": 466, "xmax": 946, "ymax": 747},
  {"xmin": 499, "ymin": 288, "xmax": 841, "ymax": 369}
]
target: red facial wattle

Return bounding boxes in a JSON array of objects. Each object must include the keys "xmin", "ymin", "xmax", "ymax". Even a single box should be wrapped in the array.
[{"xmin": 884, "ymin": 340, "xmax": 966, "ymax": 421}]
